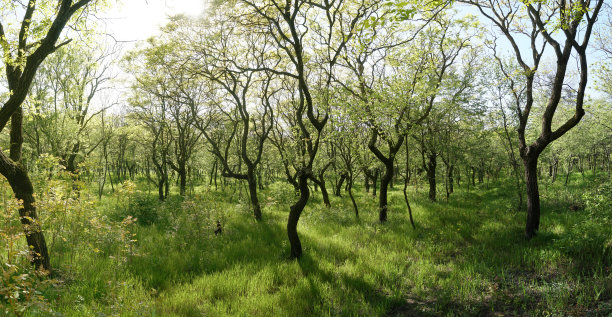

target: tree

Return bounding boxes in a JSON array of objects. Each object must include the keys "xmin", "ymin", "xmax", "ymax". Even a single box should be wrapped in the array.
[
  {"xmin": 413, "ymin": 16, "xmax": 481, "ymax": 202},
  {"xmin": 24, "ymin": 43, "xmax": 114, "ymax": 187},
  {"xmin": 129, "ymin": 84, "xmax": 172, "ymax": 201},
  {"xmin": 464, "ymin": 0, "xmax": 605, "ymax": 239},
  {"xmin": 236, "ymin": 0, "xmax": 374, "ymax": 258},
  {"xmin": 340, "ymin": 11, "xmax": 470, "ymax": 220},
  {"xmin": 126, "ymin": 39, "xmax": 201, "ymax": 197},
  {"xmin": 175, "ymin": 13, "xmax": 278, "ymax": 219},
  {"xmin": 0, "ymin": 0, "xmax": 100, "ymax": 271}
]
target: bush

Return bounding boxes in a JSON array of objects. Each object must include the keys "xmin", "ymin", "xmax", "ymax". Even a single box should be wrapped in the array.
[
  {"xmin": 110, "ymin": 193, "xmax": 161, "ymax": 226},
  {"xmin": 129, "ymin": 194, "xmax": 160, "ymax": 226}
]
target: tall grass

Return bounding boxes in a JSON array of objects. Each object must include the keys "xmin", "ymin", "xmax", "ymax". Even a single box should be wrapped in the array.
[{"xmin": 1, "ymin": 173, "xmax": 610, "ymax": 316}]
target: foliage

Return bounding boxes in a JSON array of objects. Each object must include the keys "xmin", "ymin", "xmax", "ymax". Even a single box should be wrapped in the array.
[{"xmin": 0, "ymin": 0, "xmax": 609, "ymax": 315}]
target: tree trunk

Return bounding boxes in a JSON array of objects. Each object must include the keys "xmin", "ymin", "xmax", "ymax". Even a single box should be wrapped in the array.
[
  {"xmin": 164, "ymin": 165, "xmax": 170, "ymax": 198},
  {"xmin": 347, "ymin": 177, "xmax": 358, "ymax": 218},
  {"xmin": 179, "ymin": 166, "xmax": 187, "ymax": 196},
  {"xmin": 471, "ymin": 167, "xmax": 476, "ymax": 186},
  {"xmin": 319, "ymin": 178, "xmax": 330, "ymax": 207},
  {"xmin": 2, "ymin": 109, "xmax": 51, "ymax": 271},
  {"xmin": 524, "ymin": 155, "xmax": 541, "ymax": 239},
  {"xmin": 1, "ymin": 160, "xmax": 50, "ymax": 272},
  {"xmin": 66, "ymin": 142, "xmax": 80, "ymax": 173},
  {"xmin": 335, "ymin": 173, "xmax": 346, "ymax": 197},
  {"xmin": 448, "ymin": 165, "xmax": 454, "ymax": 194},
  {"xmin": 257, "ymin": 168, "xmax": 264, "ymax": 190},
  {"xmin": 403, "ymin": 178, "xmax": 416, "ymax": 230},
  {"xmin": 288, "ymin": 170, "xmax": 310, "ymax": 259},
  {"xmin": 158, "ymin": 178, "xmax": 165, "ymax": 201},
  {"xmin": 247, "ymin": 169, "xmax": 262, "ymax": 220},
  {"xmin": 379, "ymin": 162, "xmax": 393, "ymax": 222},
  {"xmin": 427, "ymin": 153, "xmax": 437, "ymax": 202}
]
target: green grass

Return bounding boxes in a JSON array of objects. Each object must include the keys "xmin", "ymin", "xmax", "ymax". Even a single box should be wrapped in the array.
[{"xmin": 2, "ymin": 173, "xmax": 611, "ymax": 316}]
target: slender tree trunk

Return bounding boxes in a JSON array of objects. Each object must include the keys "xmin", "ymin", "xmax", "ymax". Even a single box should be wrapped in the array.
[
  {"xmin": 288, "ymin": 170, "xmax": 310, "ymax": 259},
  {"xmin": 257, "ymin": 168, "xmax": 264, "ymax": 190},
  {"xmin": 164, "ymin": 165, "xmax": 170, "ymax": 198},
  {"xmin": 347, "ymin": 177, "xmax": 358, "ymax": 218},
  {"xmin": 403, "ymin": 171, "xmax": 415, "ymax": 229},
  {"xmin": 471, "ymin": 167, "xmax": 476, "ymax": 186},
  {"xmin": 335, "ymin": 173, "xmax": 347, "ymax": 197},
  {"xmin": 179, "ymin": 165, "xmax": 187, "ymax": 196},
  {"xmin": 379, "ymin": 162, "xmax": 393, "ymax": 222},
  {"xmin": 158, "ymin": 178, "xmax": 165, "ymax": 201},
  {"xmin": 448, "ymin": 165, "xmax": 454, "ymax": 194},
  {"xmin": 319, "ymin": 178, "xmax": 330, "ymax": 207},
  {"xmin": 247, "ymin": 168, "xmax": 262, "ymax": 220},
  {"xmin": 524, "ymin": 155, "xmax": 541, "ymax": 239},
  {"xmin": 427, "ymin": 153, "xmax": 437, "ymax": 202},
  {"xmin": 403, "ymin": 179, "xmax": 416, "ymax": 229},
  {"xmin": 66, "ymin": 142, "xmax": 80, "ymax": 173}
]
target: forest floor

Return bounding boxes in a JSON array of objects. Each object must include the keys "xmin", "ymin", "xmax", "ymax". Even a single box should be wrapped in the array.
[{"xmin": 2, "ymin": 174, "xmax": 611, "ymax": 316}]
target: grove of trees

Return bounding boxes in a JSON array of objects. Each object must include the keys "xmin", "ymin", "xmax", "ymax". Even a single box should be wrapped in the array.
[{"xmin": 0, "ymin": 0, "xmax": 610, "ymax": 314}]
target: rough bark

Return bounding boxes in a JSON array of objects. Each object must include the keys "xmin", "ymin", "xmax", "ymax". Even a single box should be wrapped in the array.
[
  {"xmin": 247, "ymin": 171, "xmax": 262, "ymax": 220},
  {"xmin": 288, "ymin": 170, "xmax": 309, "ymax": 258},
  {"xmin": 524, "ymin": 154, "xmax": 540, "ymax": 239},
  {"xmin": 376, "ymin": 162, "xmax": 392, "ymax": 222},
  {"xmin": 0, "ymin": 150, "xmax": 50, "ymax": 271}
]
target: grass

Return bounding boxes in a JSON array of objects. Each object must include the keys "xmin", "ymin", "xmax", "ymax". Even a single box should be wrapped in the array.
[{"xmin": 2, "ymin": 173, "xmax": 611, "ymax": 316}]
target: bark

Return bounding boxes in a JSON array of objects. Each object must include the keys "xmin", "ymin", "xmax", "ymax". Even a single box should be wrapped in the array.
[
  {"xmin": 179, "ymin": 167, "xmax": 187, "ymax": 196},
  {"xmin": 403, "ymin": 179, "xmax": 416, "ymax": 230},
  {"xmin": 65, "ymin": 142, "xmax": 80, "ymax": 173},
  {"xmin": 152, "ymin": 156, "xmax": 166, "ymax": 201},
  {"xmin": 257, "ymin": 168, "xmax": 264, "ymax": 190},
  {"xmin": 447, "ymin": 165, "xmax": 454, "ymax": 194},
  {"xmin": 427, "ymin": 153, "xmax": 437, "ymax": 202},
  {"xmin": 335, "ymin": 173, "xmax": 347, "ymax": 197},
  {"xmin": 288, "ymin": 170, "xmax": 310, "ymax": 259},
  {"xmin": 524, "ymin": 154, "xmax": 540, "ymax": 239},
  {"xmin": 347, "ymin": 177, "xmax": 358, "ymax": 218},
  {"xmin": 403, "ymin": 139, "xmax": 415, "ymax": 229},
  {"xmin": 3, "ymin": 109, "xmax": 51, "ymax": 271},
  {"xmin": 0, "ymin": 154, "xmax": 50, "ymax": 271},
  {"xmin": 319, "ymin": 179, "xmax": 330, "ymax": 207},
  {"xmin": 247, "ymin": 171, "xmax": 262, "ymax": 220},
  {"xmin": 378, "ymin": 162, "xmax": 393, "ymax": 222},
  {"xmin": 471, "ymin": 167, "xmax": 476, "ymax": 186},
  {"xmin": 372, "ymin": 168, "xmax": 378, "ymax": 197},
  {"xmin": 158, "ymin": 178, "xmax": 165, "ymax": 201}
]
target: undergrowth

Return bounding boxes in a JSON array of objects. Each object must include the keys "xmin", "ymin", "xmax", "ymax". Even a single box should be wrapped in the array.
[{"xmin": 0, "ymin": 172, "xmax": 610, "ymax": 316}]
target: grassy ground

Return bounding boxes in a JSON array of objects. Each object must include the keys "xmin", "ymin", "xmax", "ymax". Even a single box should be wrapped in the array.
[{"xmin": 2, "ymin": 173, "xmax": 611, "ymax": 316}]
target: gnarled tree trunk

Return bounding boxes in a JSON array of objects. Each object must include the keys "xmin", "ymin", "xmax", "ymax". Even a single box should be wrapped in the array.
[{"xmin": 288, "ymin": 170, "xmax": 310, "ymax": 258}]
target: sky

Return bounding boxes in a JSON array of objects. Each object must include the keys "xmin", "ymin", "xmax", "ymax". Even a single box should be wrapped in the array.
[
  {"xmin": 90, "ymin": 0, "xmax": 207, "ymax": 111},
  {"xmin": 100, "ymin": 0, "xmax": 206, "ymax": 44}
]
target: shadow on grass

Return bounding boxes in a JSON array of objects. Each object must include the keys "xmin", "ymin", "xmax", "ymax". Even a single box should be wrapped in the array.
[{"xmin": 123, "ymin": 178, "xmax": 609, "ymax": 316}]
